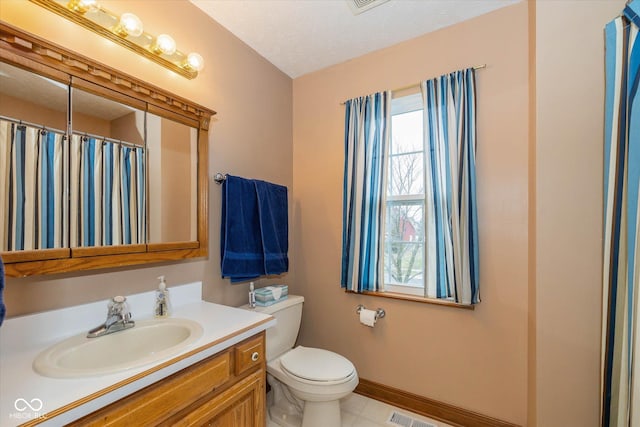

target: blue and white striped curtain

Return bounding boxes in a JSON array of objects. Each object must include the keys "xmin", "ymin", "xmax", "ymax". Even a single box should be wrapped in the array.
[
  {"xmin": 602, "ymin": 1, "xmax": 640, "ymax": 425},
  {"xmin": 0, "ymin": 120, "xmax": 67, "ymax": 251},
  {"xmin": 341, "ymin": 92, "xmax": 391, "ymax": 292},
  {"xmin": 421, "ymin": 68, "xmax": 480, "ymax": 305},
  {"xmin": 70, "ymin": 135, "xmax": 145, "ymax": 247}
]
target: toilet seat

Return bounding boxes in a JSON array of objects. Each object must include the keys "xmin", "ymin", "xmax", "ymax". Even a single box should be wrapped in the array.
[{"xmin": 279, "ymin": 346, "xmax": 355, "ymax": 384}]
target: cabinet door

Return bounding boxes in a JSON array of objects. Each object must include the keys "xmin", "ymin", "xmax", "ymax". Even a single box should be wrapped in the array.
[
  {"xmin": 205, "ymin": 390, "xmax": 253, "ymax": 427},
  {"xmin": 68, "ymin": 351, "xmax": 231, "ymax": 426},
  {"xmin": 176, "ymin": 369, "xmax": 265, "ymax": 427}
]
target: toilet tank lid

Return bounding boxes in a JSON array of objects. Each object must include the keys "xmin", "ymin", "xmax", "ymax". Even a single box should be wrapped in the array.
[{"xmin": 245, "ymin": 295, "xmax": 304, "ymax": 314}]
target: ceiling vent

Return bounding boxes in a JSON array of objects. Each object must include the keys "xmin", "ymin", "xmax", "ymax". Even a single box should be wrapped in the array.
[{"xmin": 346, "ymin": 0, "xmax": 391, "ymax": 15}]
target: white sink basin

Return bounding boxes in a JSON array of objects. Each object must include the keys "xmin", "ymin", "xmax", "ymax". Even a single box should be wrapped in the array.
[{"xmin": 33, "ymin": 317, "xmax": 203, "ymax": 378}]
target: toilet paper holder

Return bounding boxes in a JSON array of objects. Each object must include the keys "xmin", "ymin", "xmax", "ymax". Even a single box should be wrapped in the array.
[{"xmin": 355, "ymin": 304, "xmax": 385, "ymax": 321}]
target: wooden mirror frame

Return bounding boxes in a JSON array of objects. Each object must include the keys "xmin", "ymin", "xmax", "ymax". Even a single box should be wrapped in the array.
[{"xmin": 0, "ymin": 22, "xmax": 215, "ymax": 277}]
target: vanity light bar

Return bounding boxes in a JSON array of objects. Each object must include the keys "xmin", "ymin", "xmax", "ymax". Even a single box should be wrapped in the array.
[{"xmin": 29, "ymin": 0, "xmax": 204, "ymax": 79}]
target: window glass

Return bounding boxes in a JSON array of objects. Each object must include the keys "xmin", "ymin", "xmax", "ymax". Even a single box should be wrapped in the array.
[{"xmin": 384, "ymin": 92, "xmax": 426, "ymax": 295}]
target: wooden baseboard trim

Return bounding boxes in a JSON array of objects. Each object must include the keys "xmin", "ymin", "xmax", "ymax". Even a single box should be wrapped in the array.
[{"xmin": 355, "ymin": 379, "xmax": 520, "ymax": 427}]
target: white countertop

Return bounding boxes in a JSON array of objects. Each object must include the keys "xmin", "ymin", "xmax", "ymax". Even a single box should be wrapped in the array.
[{"xmin": 0, "ymin": 282, "xmax": 275, "ymax": 427}]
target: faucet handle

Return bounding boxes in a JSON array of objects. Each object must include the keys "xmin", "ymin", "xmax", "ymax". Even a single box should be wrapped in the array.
[
  {"xmin": 87, "ymin": 296, "xmax": 134, "ymax": 338},
  {"xmin": 108, "ymin": 296, "xmax": 129, "ymax": 316}
]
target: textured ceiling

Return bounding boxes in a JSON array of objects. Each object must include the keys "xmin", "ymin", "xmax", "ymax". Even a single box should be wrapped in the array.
[{"xmin": 190, "ymin": 0, "xmax": 521, "ymax": 78}]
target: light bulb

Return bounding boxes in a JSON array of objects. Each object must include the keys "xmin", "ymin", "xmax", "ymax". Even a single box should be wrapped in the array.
[
  {"xmin": 115, "ymin": 13, "xmax": 143, "ymax": 37},
  {"xmin": 185, "ymin": 52, "xmax": 204, "ymax": 72},
  {"xmin": 67, "ymin": 0, "xmax": 97, "ymax": 14},
  {"xmin": 152, "ymin": 34, "xmax": 176, "ymax": 55}
]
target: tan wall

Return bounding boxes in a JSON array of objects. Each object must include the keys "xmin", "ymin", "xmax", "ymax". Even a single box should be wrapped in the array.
[
  {"xmin": 160, "ymin": 118, "xmax": 192, "ymax": 242},
  {"xmin": 292, "ymin": 3, "xmax": 529, "ymax": 424},
  {"xmin": 0, "ymin": 94, "xmax": 67, "ymax": 130},
  {"xmin": 0, "ymin": 0, "xmax": 293, "ymax": 315},
  {"xmin": 527, "ymin": 1, "xmax": 537, "ymax": 425},
  {"xmin": 0, "ymin": 93, "xmax": 119, "ymax": 137},
  {"xmin": 148, "ymin": 113, "xmax": 163, "ymax": 243},
  {"xmin": 0, "ymin": 93, "xmax": 111, "ymax": 136},
  {"xmin": 534, "ymin": 1, "xmax": 624, "ymax": 425},
  {"xmin": 111, "ymin": 112, "xmax": 144, "ymax": 146}
]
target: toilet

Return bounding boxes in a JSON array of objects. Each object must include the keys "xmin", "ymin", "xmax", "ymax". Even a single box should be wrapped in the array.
[{"xmin": 246, "ymin": 295, "xmax": 358, "ymax": 427}]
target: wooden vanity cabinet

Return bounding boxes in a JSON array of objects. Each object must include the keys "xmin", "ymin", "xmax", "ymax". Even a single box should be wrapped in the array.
[{"xmin": 68, "ymin": 333, "xmax": 266, "ymax": 427}]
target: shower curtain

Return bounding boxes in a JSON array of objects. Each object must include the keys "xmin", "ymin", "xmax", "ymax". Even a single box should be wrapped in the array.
[
  {"xmin": 70, "ymin": 135, "xmax": 145, "ymax": 247},
  {"xmin": 0, "ymin": 120, "xmax": 67, "ymax": 251},
  {"xmin": 1, "ymin": 120, "xmax": 145, "ymax": 253},
  {"xmin": 602, "ymin": 1, "xmax": 640, "ymax": 425}
]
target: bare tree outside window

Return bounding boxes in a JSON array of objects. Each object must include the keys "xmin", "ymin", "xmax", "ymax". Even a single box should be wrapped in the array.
[{"xmin": 384, "ymin": 109, "xmax": 425, "ymax": 289}]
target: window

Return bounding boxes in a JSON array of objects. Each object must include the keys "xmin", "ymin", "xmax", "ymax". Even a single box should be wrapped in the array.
[
  {"xmin": 383, "ymin": 91, "xmax": 426, "ymax": 296},
  {"xmin": 342, "ymin": 69, "xmax": 478, "ymax": 305}
]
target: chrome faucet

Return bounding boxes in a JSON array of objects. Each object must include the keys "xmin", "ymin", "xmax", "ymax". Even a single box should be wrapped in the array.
[{"xmin": 87, "ymin": 296, "xmax": 135, "ymax": 338}]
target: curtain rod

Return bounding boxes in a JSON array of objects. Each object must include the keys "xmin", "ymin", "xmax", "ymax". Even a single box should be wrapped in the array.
[
  {"xmin": 75, "ymin": 131, "xmax": 144, "ymax": 149},
  {"xmin": 0, "ymin": 115, "xmax": 143, "ymax": 149},
  {"xmin": 0, "ymin": 114, "xmax": 67, "ymax": 136},
  {"xmin": 339, "ymin": 64, "xmax": 486, "ymax": 105}
]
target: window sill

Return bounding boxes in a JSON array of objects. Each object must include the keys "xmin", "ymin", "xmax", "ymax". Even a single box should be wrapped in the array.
[{"xmin": 345, "ymin": 290, "xmax": 475, "ymax": 310}]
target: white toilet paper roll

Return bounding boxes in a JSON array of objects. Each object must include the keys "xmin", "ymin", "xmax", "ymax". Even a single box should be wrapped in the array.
[{"xmin": 359, "ymin": 308, "xmax": 377, "ymax": 327}]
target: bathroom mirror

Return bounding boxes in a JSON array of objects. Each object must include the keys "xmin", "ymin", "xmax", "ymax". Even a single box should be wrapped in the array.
[
  {"xmin": 0, "ymin": 61, "xmax": 69, "ymax": 253},
  {"xmin": 70, "ymin": 84, "xmax": 146, "ymax": 249},
  {"xmin": 0, "ymin": 22, "xmax": 214, "ymax": 276},
  {"xmin": 147, "ymin": 111, "xmax": 198, "ymax": 245}
]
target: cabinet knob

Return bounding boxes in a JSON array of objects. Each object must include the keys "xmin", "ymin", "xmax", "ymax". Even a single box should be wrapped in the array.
[{"xmin": 251, "ymin": 352, "xmax": 260, "ymax": 362}]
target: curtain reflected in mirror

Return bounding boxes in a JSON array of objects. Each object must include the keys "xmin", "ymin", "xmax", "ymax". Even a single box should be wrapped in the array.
[
  {"xmin": 147, "ymin": 113, "xmax": 197, "ymax": 244},
  {"xmin": 70, "ymin": 88, "xmax": 145, "ymax": 247},
  {"xmin": 0, "ymin": 64, "xmax": 198, "ymax": 252},
  {"xmin": 0, "ymin": 121, "xmax": 68, "ymax": 251},
  {"xmin": 0, "ymin": 62, "xmax": 68, "ymax": 251}
]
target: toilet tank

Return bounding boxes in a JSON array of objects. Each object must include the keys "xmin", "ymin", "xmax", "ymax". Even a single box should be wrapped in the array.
[{"xmin": 249, "ymin": 295, "xmax": 304, "ymax": 361}]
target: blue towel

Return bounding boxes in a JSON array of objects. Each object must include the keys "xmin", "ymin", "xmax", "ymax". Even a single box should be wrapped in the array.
[
  {"xmin": 221, "ymin": 175, "xmax": 289, "ymax": 282},
  {"xmin": 0, "ymin": 256, "xmax": 5, "ymax": 326},
  {"xmin": 254, "ymin": 180, "xmax": 288, "ymax": 275},
  {"xmin": 221, "ymin": 176, "xmax": 264, "ymax": 283}
]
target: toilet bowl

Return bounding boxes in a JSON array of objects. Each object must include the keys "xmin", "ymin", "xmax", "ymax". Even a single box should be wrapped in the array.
[
  {"xmin": 241, "ymin": 295, "xmax": 358, "ymax": 427},
  {"xmin": 269, "ymin": 346, "xmax": 359, "ymax": 426}
]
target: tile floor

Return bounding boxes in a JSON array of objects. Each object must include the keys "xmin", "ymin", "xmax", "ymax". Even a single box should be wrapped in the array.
[{"xmin": 267, "ymin": 392, "xmax": 455, "ymax": 427}]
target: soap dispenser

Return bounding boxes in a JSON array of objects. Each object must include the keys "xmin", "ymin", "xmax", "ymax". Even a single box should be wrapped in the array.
[{"xmin": 155, "ymin": 276, "xmax": 171, "ymax": 317}]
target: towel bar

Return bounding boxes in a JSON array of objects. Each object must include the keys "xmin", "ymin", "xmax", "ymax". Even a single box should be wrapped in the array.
[{"xmin": 355, "ymin": 304, "xmax": 385, "ymax": 321}]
